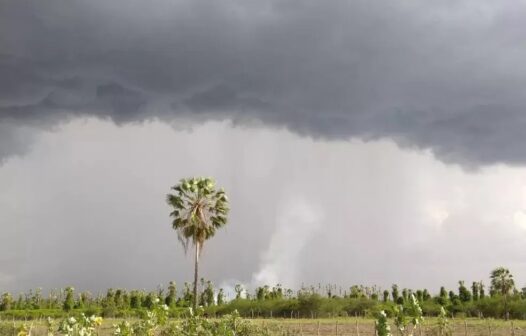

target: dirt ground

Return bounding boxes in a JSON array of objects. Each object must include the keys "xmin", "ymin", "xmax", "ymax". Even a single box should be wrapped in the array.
[
  {"xmin": 257, "ymin": 318, "xmax": 526, "ymax": 336},
  {"xmin": 3, "ymin": 318, "xmax": 526, "ymax": 336}
]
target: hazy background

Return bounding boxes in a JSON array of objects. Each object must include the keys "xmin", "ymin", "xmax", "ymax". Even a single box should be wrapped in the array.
[{"xmin": 1, "ymin": 0, "xmax": 526, "ymax": 295}]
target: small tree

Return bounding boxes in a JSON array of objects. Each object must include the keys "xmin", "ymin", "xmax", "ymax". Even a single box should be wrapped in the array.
[
  {"xmin": 392, "ymin": 284, "xmax": 400, "ymax": 303},
  {"xmin": 202, "ymin": 281, "xmax": 215, "ymax": 307},
  {"xmin": 383, "ymin": 290, "xmax": 390, "ymax": 302},
  {"xmin": 165, "ymin": 281, "xmax": 177, "ymax": 308},
  {"xmin": 423, "ymin": 289, "xmax": 431, "ymax": 301},
  {"xmin": 0, "ymin": 292, "xmax": 13, "ymax": 311},
  {"xmin": 479, "ymin": 281, "xmax": 486, "ymax": 299},
  {"xmin": 436, "ymin": 286, "xmax": 448, "ymax": 306},
  {"xmin": 437, "ymin": 306, "xmax": 451, "ymax": 336},
  {"xmin": 394, "ymin": 294, "xmax": 423, "ymax": 336},
  {"xmin": 63, "ymin": 287, "xmax": 75, "ymax": 312},
  {"xmin": 183, "ymin": 282, "xmax": 193, "ymax": 306},
  {"xmin": 458, "ymin": 281, "xmax": 472, "ymax": 302},
  {"xmin": 234, "ymin": 284, "xmax": 244, "ymax": 300},
  {"xmin": 376, "ymin": 310, "xmax": 392, "ymax": 336},
  {"xmin": 217, "ymin": 288, "xmax": 225, "ymax": 306},
  {"xmin": 130, "ymin": 290, "xmax": 143, "ymax": 309},
  {"xmin": 471, "ymin": 282, "xmax": 480, "ymax": 301},
  {"xmin": 416, "ymin": 290, "xmax": 423, "ymax": 302},
  {"xmin": 490, "ymin": 267, "xmax": 515, "ymax": 319}
]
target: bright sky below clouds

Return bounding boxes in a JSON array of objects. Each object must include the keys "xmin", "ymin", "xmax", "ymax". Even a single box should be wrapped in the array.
[{"xmin": 1, "ymin": 119, "xmax": 526, "ymax": 294}]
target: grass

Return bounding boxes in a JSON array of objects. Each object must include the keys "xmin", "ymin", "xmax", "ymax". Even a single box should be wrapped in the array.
[
  {"xmin": 2, "ymin": 317, "xmax": 526, "ymax": 336},
  {"xmin": 253, "ymin": 318, "xmax": 526, "ymax": 336}
]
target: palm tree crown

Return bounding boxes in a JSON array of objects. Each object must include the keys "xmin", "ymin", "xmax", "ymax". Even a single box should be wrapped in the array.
[{"xmin": 490, "ymin": 267, "xmax": 515, "ymax": 296}]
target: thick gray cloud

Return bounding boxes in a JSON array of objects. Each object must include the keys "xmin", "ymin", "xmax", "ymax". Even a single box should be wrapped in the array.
[{"xmin": 2, "ymin": 0, "xmax": 526, "ymax": 165}]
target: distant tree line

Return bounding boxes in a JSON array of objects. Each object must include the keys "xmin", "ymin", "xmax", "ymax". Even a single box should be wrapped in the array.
[{"xmin": 1, "ymin": 267, "xmax": 525, "ymax": 320}]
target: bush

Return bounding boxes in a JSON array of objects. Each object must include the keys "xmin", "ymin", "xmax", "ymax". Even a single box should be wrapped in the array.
[
  {"xmin": 159, "ymin": 309, "xmax": 282, "ymax": 336},
  {"xmin": 421, "ymin": 301, "xmax": 443, "ymax": 317},
  {"xmin": 344, "ymin": 297, "xmax": 377, "ymax": 317},
  {"xmin": 0, "ymin": 322, "xmax": 15, "ymax": 335},
  {"xmin": 0, "ymin": 309, "xmax": 64, "ymax": 320}
]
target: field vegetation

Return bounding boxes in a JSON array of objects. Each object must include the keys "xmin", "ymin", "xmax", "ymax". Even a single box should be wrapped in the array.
[{"xmin": 1, "ymin": 268, "xmax": 526, "ymax": 322}]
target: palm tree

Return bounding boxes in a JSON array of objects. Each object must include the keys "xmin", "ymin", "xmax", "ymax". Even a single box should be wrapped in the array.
[
  {"xmin": 490, "ymin": 267, "xmax": 515, "ymax": 319},
  {"xmin": 166, "ymin": 177, "xmax": 229, "ymax": 309},
  {"xmin": 490, "ymin": 267, "xmax": 515, "ymax": 295}
]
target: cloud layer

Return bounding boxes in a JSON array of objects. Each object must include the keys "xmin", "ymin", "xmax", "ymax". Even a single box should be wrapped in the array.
[{"xmin": 2, "ymin": 1, "xmax": 526, "ymax": 165}]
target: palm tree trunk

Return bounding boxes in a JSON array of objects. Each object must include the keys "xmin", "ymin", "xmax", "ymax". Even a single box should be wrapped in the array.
[
  {"xmin": 504, "ymin": 293, "xmax": 509, "ymax": 320},
  {"xmin": 193, "ymin": 241, "xmax": 200, "ymax": 310}
]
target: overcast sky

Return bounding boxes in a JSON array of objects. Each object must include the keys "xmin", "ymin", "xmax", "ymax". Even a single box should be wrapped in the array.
[{"xmin": 2, "ymin": 0, "xmax": 526, "ymax": 295}]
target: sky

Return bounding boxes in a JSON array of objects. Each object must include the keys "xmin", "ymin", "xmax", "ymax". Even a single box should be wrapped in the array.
[{"xmin": 1, "ymin": 0, "xmax": 526, "ymax": 295}]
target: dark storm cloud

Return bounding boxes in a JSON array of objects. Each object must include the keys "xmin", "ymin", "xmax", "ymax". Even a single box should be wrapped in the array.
[
  {"xmin": 2, "ymin": 0, "xmax": 526, "ymax": 165},
  {"xmin": 0, "ymin": 123, "xmax": 36, "ymax": 163}
]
